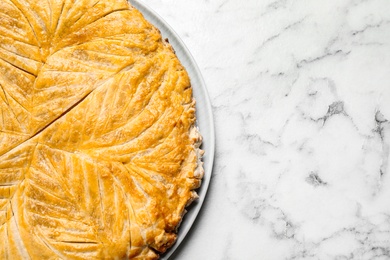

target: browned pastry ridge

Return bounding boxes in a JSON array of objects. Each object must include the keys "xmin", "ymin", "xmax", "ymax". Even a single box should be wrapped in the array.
[{"xmin": 0, "ymin": 0, "xmax": 204, "ymax": 259}]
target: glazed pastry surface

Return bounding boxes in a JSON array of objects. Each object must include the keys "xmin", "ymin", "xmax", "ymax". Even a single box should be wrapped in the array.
[{"xmin": 0, "ymin": 0, "xmax": 203, "ymax": 258}]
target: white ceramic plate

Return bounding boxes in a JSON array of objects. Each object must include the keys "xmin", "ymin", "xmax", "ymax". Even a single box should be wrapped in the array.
[{"xmin": 128, "ymin": 1, "xmax": 215, "ymax": 259}]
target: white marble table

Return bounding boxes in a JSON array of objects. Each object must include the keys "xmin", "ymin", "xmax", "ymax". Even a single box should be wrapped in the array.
[{"xmin": 143, "ymin": 0, "xmax": 390, "ymax": 259}]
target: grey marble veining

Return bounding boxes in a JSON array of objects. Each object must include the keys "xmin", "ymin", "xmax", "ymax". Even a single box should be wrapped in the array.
[{"xmin": 143, "ymin": 0, "xmax": 390, "ymax": 259}]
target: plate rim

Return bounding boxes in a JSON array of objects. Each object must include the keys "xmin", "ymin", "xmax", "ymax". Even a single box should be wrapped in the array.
[{"xmin": 128, "ymin": 1, "xmax": 215, "ymax": 259}]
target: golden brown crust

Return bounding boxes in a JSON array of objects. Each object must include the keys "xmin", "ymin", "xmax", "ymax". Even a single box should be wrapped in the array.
[{"xmin": 0, "ymin": 0, "xmax": 202, "ymax": 259}]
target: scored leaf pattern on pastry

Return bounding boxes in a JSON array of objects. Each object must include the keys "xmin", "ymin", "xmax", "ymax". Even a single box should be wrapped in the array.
[{"xmin": 0, "ymin": 0, "xmax": 202, "ymax": 259}]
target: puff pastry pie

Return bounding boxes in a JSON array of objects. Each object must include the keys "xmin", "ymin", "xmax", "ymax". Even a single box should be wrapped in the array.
[{"xmin": 0, "ymin": 0, "xmax": 203, "ymax": 259}]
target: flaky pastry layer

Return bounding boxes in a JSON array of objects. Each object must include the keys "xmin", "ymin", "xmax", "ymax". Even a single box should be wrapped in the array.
[{"xmin": 0, "ymin": 0, "xmax": 203, "ymax": 259}]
